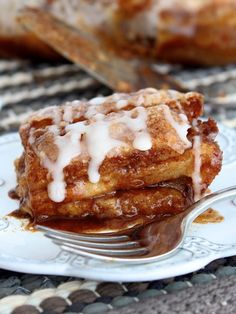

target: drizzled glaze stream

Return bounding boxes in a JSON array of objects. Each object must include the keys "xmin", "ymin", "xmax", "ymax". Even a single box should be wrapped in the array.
[
  {"xmin": 28, "ymin": 89, "xmax": 201, "ymax": 203},
  {"xmin": 191, "ymin": 120, "xmax": 202, "ymax": 201}
]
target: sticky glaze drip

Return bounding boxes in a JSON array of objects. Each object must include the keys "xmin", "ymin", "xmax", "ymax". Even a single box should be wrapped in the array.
[
  {"xmin": 63, "ymin": 105, "xmax": 73, "ymax": 123},
  {"xmin": 192, "ymin": 120, "xmax": 202, "ymax": 201},
  {"xmin": 76, "ymin": 115, "xmax": 124, "ymax": 184},
  {"xmin": 28, "ymin": 89, "xmax": 194, "ymax": 203},
  {"xmin": 161, "ymin": 104, "xmax": 191, "ymax": 148},
  {"xmin": 42, "ymin": 125, "xmax": 83, "ymax": 202},
  {"xmin": 69, "ymin": 107, "xmax": 151, "ymax": 183},
  {"xmin": 32, "ymin": 88, "xmax": 185, "ymax": 127},
  {"xmin": 89, "ymin": 96, "xmax": 107, "ymax": 106},
  {"xmin": 41, "ymin": 106, "xmax": 152, "ymax": 202},
  {"xmin": 116, "ymin": 99, "xmax": 128, "ymax": 109},
  {"xmin": 51, "ymin": 107, "xmax": 62, "ymax": 125}
]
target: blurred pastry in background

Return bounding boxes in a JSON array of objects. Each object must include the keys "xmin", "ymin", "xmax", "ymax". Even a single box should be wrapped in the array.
[
  {"xmin": 1, "ymin": 0, "xmax": 236, "ymax": 65},
  {"xmin": 76, "ymin": 0, "xmax": 236, "ymax": 65},
  {"xmin": 0, "ymin": 0, "xmax": 59, "ymax": 59},
  {"xmin": 156, "ymin": 0, "xmax": 236, "ymax": 65}
]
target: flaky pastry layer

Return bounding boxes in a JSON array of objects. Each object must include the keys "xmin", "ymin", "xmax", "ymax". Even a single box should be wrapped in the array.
[{"xmin": 14, "ymin": 88, "xmax": 222, "ymax": 222}]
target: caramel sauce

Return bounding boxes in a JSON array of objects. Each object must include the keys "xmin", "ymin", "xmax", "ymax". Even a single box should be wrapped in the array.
[
  {"xmin": 8, "ymin": 209, "xmax": 30, "ymax": 220},
  {"xmin": 37, "ymin": 216, "xmax": 152, "ymax": 233},
  {"xmin": 8, "ymin": 189, "xmax": 20, "ymax": 200},
  {"xmin": 8, "ymin": 187, "xmax": 223, "ymax": 235},
  {"xmin": 9, "ymin": 209, "xmax": 156, "ymax": 233},
  {"xmin": 194, "ymin": 208, "xmax": 224, "ymax": 224},
  {"xmin": 9, "ymin": 207, "xmax": 224, "ymax": 234},
  {"xmin": 8, "ymin": 177, "xmax": 194, "ymax": 233},
  {"xmin": 8, "ymin": 209, "xmax": 188, "ymax": 258}
]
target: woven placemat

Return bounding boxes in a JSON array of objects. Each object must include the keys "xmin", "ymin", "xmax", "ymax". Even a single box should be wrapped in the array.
[{"xmin": 0, "ymin": 60, "xmax": 236, "ymax": 314}]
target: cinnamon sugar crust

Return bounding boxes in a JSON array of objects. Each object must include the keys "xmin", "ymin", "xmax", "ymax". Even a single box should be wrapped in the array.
[{"xmin": 14, "ymin": 88, "xmax": 222, "ymax": 223}]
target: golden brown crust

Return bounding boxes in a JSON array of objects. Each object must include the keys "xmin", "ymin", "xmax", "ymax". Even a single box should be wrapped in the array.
[
  {"xmin": 21, "ymin": 178, "xmax": 193, "ymax": 221},
  {"xmin": 15, "ymin": 135, "xmax": 221, "ymax": 217},
  {"xmin": 14, "ymin": 89, "xmax": 222, "ymax": 222},
  {"xmin": 20, "ymin": 89, "xmax": 203, "ymax": 136},
  {"xmin": 117, "ymin": 0, "xmax": 153, "ymax": 17},
  {"xmin": 17, "ymin": 90, "xmax": 205, "ymax": 200}
]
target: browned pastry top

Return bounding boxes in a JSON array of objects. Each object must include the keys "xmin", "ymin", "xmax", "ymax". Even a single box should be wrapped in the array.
[{"xmin": 13, "ymin": 88, "xmax": 222, "ymax": 231}]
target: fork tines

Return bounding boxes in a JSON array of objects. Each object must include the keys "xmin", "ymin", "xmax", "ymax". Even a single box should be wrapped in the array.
[{"xmin": 36, "ymin": 225, "xmax": 148, "ymax": 259}]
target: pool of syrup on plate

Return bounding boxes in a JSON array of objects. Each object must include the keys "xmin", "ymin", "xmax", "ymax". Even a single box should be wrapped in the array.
[
  {"xmin": 8, "ymin": 207, "xmax": 224, "ymax": 234},
  {"xmin": 194, "ymin": 208, "xmax": 224, "ymax": 224}
]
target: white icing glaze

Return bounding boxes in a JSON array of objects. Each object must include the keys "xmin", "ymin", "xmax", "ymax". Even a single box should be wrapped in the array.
[
  {"xmin": 167, "ymin": 89, "xmax": 180, "ymax": 99},
  {"xmin": 39, "ymin": 105, "xmax": 152, "ymax": 201},
  {"xmin": 43, "ymin": 125, "xmax": 83, "ymax": 202},
  {"xmin": 71, "ymin": 100, "xmax": 81, "ymax": 106},
  {"xmin": 161, "ymin": 104, "xmax": 191, "ymax": 148},
  {"xmin": 157, "ymin": 0, "xmax": 208, "ymax": 17},
  {"xmin": 63, "ymin": 105, "xmax": 73, "ymax": 123},
  {"xmin": 85, "ymin": 104, "xmax": 99, "ymax": 119},
  {"xmin": 191, "ymin": 120, "xmax": 202, "ymax": 201},
  {"xmin": 111, "ymin": 93, "xmax": 129, "ymax": 102},
  {"xmin": 137, "ymin": 95, "xmax": 145, "ymax": 106},
  {"xmin": 192, "ymin": 134, "xmax": 202, "ymax": 201},
  {"xmin": 68, "ymin": 107, "xmax": 151, "ymax": 185},
  {"xmin": 139, "ymin": 88, "xmax": 159, "ymax": 94},
  {"xmin": 117, "ymin": 107, "xmax": 152, "ymax": 151},
  {"xmin": 29, "ymin": 128, "xmax": 35, "ymax": 145},
  {"xmin": 85, "ymin": 117, "xmax": 124, "ymax": 183},
  {"xmin": 133, "ymin": 132, "xmax": 152, "ymax": 151},
  {"xmin": 32, "ymin": 88, "xmax": 188, "ymax": 126},
  {"xmin": 89, "ymin": 96, "xmax": 107, "ymax": 106},
  {"xmin": 51, "ymin": 107, "xmax": 61, "ymax": 125},
  {"xmin": 179, "ymin": 113, "xmax": 188, "ymax": 122},
  {"xmin": 29, "ymin": 89, "xmax": 196, "ymax": 203},
  {"xmin": 116, "ymin": 99, "xmax": 128, "ymax": 110}
]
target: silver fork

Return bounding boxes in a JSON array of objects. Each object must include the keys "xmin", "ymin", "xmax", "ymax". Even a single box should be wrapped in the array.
[{"xmin": 37, "ymin": 186, "xmax": 236, "ymax": 264}]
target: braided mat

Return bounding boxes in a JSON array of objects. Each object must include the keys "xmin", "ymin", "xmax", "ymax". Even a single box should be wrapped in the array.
[{"xmin": 1, "ymin": 60, "xmax": 236, "ymax": 314}]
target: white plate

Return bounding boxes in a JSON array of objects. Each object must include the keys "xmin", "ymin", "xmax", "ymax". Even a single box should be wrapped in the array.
[{"xmin": 1, "ymin": 124, "xmax": 236, "ymax": 282}]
